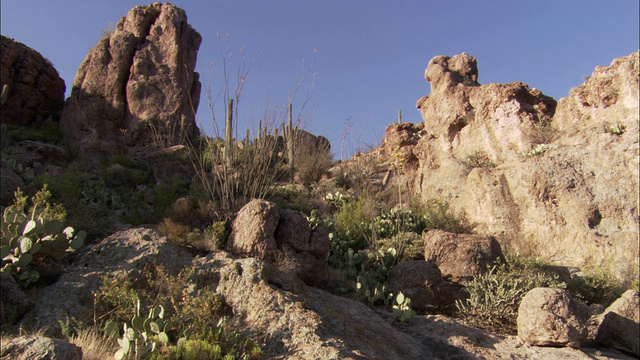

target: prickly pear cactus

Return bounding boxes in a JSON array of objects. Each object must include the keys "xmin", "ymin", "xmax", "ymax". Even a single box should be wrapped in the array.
[
  {"xmin": 392, "ymin": 292, "xmax": 416, "ymax": 323},
  {"xmin": 1, "ymin": 189, "xmax": 85, "ymax": 287},
  {"xmin": 114, "ymin": 299, "xmax": 172, "ymax": 360}
]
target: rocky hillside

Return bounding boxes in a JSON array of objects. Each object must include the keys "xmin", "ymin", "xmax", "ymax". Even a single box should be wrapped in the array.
[
  {"xmin": 385, "ymin": 51, "xmax": 639, "ymax": 282},
  {"xmin": 1, "ymin": 3, "xmax": 638, "ymax": 359}
]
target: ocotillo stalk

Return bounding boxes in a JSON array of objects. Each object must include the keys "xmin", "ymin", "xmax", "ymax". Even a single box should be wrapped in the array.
[
  {"xmin": 257, "ymin": 119, "xmax": 262, "ymax": 140},
  {"xmin": 398, "ymin": 109, "xmax": 403, "ymax": 124},
  {"xmin": 287, "ymin": 102, "xmax": 294, "ymax": 183},
  {"xmin": 224, "ymin": 98, "xmax": 233, "ymax": 167}
]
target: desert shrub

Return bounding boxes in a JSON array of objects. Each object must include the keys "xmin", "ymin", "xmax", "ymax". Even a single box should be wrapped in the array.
[
  {"xmin": 528, "ymin": 119, "xmax": 558, "ymax": 145},
  {"xmin": 156, "ymin": 218, "xmax": 190, "ymax": 245},
  {"xmin": 418, "ymin": 199, "xmax": 473, "ymax": 234},
  {"xmin": 456, "ymin": 256, "xmax": 566, "ymax": 334},
  {"xmin": 379, "ymin": 231, "xmax": 423, "ymax": 261},
  {"xmin": 567, "ymin": 267, "xmax": 626, "ymax": 306},
  {"xmin": 332, "ymin": 197, "xmax": 374, "ymax": 249},
  {"xmin": 296, "ymin": 149, "xmax": 332, "ymax": 186},
  {"xmin": 93, "ymin": 265, "xmax": 263, "ymax": 360},
  {"xmin": 461, "ymin": 151, "xmax": 496, "ymax": 173},
  {"xmin": 205, "ymin": 221, "xmax": 230, "ymax": 250},
  {"xmin": 2, "ymin": 121, "xmax": 63, "ymax": 145}
]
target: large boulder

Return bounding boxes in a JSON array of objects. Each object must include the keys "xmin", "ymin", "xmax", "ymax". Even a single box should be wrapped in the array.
[
  {"xmin": 387, "ymin": 260, "xmax": 464, "ymax": 311},
  {"xmin": 595, "ymin": 290, "xmax": 640, "ymax": 356},
  {"xmin": 0, "ymin": 335, "xmax": 82, "ymax": 360},
  {"xmin": 59, "ymin": 3, "xmax": 201, "ymax": 154},
  {"xmin": 25, "ymin": 227, "xmax": 193, "ymax": 332},
  {"xmin": 517, "ymin": 287, "xmax": 587, "ymax": 348},
  {"xmin": 410, "ymin": 52, "xmax": 639, "ymax": 281},
  {"xmin": 423, "ymin": 229, "xmax": 504, "ymax": 282},
  {"xmin": 0, "ymin": 36, "xmax": 66, "ymax": 126},
  {"xmin": 227, "ymin": 199, "xmax": 330, "ymax": 286}
]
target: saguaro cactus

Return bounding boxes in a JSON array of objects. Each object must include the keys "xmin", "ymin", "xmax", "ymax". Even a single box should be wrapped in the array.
[
  {"xmin": 224, "ymin": 98, "xmax": 234, "ymax": 167},
  {"xmin": 287, "ymin": 102, "xmax": 294, "ymax": 182},
  {"xmin": 398, "ymin": 109, "xmax": 403, "ymax": 124}
]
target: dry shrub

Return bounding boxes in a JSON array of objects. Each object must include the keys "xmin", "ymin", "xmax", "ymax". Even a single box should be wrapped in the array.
[{"xmin": 156, "ymin": 217, "xmax": 190, "ymax": 244}]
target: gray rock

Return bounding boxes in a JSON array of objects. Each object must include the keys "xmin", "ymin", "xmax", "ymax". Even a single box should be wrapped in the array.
[
  {"xmin": 595, "ymin": 290, "xmax": 639, "ymax": 356},
  {"xmin": 0, "ymin": 335, "xmax": 82, "ymax": 360},
  {"xmin": 517, "ymin": 287, "xmax": 587, "ymax": 347},
  {"xmin": 0, "ymin": 276, "xmax": 30, "ymax": 326}
]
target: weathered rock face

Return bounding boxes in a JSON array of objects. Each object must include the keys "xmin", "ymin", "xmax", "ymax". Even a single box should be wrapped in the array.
[
  {"xmin": 292, "ymin": 128, "xmax": 331, "ymax": 157},
  {"xmin": 417, "ymin": 52, "xmax": 556, "ymax": 165},
  {"xmin": 0, "ymin": 36, "xmax": 66, "ymax": 126},
  {"xmin": 423, "ymin": 230, "xmax": 504, "ymax": 282},
  {"xmin": 59, "ymin": 3, "xmax": 201, "ymax": 154},
  {"xmin": 517, "ymin": 287, "xmax": 587, "ymax": 348},
  {"xmin": 595, "ymin": 290, "xmax": 640, "ymax": 356},
  {"xmin": 387, "ymin": 260, "xmax": 464, "ymax": 311},
  {"xmin": 409, "ymin": 52, "xmax": 639, "ymax": 281},
  {"xmin": 227, "ymin": 199, "xmax": 330, "ymax": 285},
  {"xmin": 26, "ymin": 227, "xmax": 193, "ymax": 332},
  {"xmin": 0, "ymin": 335, "xmax": 82, "ymax": 360}
]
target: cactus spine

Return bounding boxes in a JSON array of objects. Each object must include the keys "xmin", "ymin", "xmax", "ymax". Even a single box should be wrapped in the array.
[
  {"xmin": 287, "ymin": 102, "xmax": 294, "ymax": 183},
  {"xmin": 224, "ymin": 98, "xmax": 233, "ymax": 167}
]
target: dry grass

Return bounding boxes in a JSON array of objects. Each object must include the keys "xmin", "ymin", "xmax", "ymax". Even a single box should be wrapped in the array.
[{"xmin": 68, "ymin": 327, "xmax": 117, "ymax": 360}]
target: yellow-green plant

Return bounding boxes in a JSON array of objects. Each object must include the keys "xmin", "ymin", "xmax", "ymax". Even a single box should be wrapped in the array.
[{"xmin": 392, "ymin": 292, "xmax": 416, "ymax": 323}]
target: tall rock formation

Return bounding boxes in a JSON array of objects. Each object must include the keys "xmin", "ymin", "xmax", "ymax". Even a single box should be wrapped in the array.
[
  {"xmin": 407, "ymin": 52, "xmax": 639, "ymax": 281},
  {"xmin": 0, "ymin": 36, "xmax": 66, "ymax": 126},
  {"xmin": 59, "ymin": 3, "xmax": 202, "ymax": 154}
]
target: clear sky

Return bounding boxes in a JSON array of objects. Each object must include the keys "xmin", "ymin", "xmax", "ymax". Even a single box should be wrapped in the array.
[{"xmin": 2, "ymin": 1, "xmax": 638, "ymax": 158}]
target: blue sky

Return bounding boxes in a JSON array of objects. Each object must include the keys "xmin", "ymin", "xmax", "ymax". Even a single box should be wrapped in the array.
[{"xmin": 2, "ymin": 1, "xmax": 638, "ymax": 158}]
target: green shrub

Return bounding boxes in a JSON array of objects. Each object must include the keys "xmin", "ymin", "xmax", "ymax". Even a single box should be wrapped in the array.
[
  {"xmin": 333, "ymin": 197, "xmax": 373, "ymax": 248},
  {"xmin": 567, "ymin": 267, "xmax": 626, "ymax": 306},
  {"xmin": 456, "ymin": 256, "xmax": 566, "ymax": 334},
  {"xmin": 419, "ymin": 199, "xmax": 472, "ymax": 234},
  {"xmin": 461, "ymin": 151, "xmax": 496, "ymax": 173}
]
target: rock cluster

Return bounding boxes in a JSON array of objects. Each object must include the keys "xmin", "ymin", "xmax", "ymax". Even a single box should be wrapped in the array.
[
  {"xmin": 227, "ymin": 199, "xmax": 330, "ymax": 286},
  {"xmin": 0, "ymin": 35, "xmax": 66, "ymax": 126},
  {"xmin": 59, "ymin": 2, "xmax": 202, "ymax": 154},
  {"xmin": 405, "ymin": 51, "xmax": 639, "ymax": 280}
]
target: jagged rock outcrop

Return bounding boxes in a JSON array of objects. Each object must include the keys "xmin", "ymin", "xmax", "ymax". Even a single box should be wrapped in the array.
[
  {"xmin": 0, "ymin": 159, "xmax": 25, "ymax": 206},
  {"xmin": 0, "ymin": 36, "xmax": 66, "ymax": 126},
  {"xmin": 59, "ymin": 3, "xmax": 201, "ymax": 154},
  {"xmin": 409, "ymin": 52, "xmax": 639, "ymax": 281},
  {"xmin": 517, "ymin": 287, "xmax": 587, "ymax": 348},
  {"xmin": 227, "ymin": 199, "xmax": 330, "ymax": 285}
]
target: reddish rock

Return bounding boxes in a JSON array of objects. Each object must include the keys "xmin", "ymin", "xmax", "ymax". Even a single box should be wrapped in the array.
[
  {"xmin": 0, "ymin": 36, "xmax": 66, "ymax": 126},
  {"xmin": 387, "ymin": 260, "xmax": 464, "ymax": 311},
  {"xmin": 59, "ymin": 3, "xmax": 201, "ymax": 154},
  {"xmin": 423, "ymin": 229, "xmax": 504, "ymax": 282}
]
